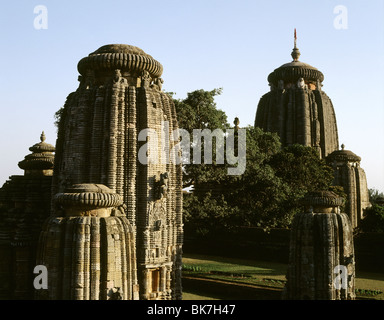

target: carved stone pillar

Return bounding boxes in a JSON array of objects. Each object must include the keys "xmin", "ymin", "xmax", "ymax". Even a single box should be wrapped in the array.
[
  {"xmin": 283, "ymin": 191, "xmax": 355, "ymax": 300},
  {"xmin": 36, "ymin": 184, "xmax": 138, "ymax": 300},
  {"xmin": 326, "ymin": 145, "xmax": 371, "ymax": 228},
  {"xmin": 255, "ymin": 36, "xmax": 339, "ymax": 158}
]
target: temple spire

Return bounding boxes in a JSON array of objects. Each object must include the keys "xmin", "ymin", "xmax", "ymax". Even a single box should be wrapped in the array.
[{"xmin": 291, "ymin": 28, "xmax": 301, "ymax": 61}]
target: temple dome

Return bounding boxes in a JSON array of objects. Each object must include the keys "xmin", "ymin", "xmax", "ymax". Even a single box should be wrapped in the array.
[
  {"xmin": 267, "ymin": 31, "xmax": 324, "ymax": 87},
  {"xmin": 267, "ymin": 57, "xmax": 324, "ymax": 87},
  {"xmin": 54, "ymin": 183, "xmax": 123, "ymax": 210},
  {"xmin": 90, "ymin": 44, "xmax": 151, "ymax": 56},
  {"xmin": 326, "ymin": 144, "xmax": 361, "ymax": 163},
  {"xmin": 18, "ymin": 131, "xmax": 55, "ymax": 172},
  {"xmin": 77, "ymin": 43, "xmax": 163, "ymax": 78},
  {"xmin": 301, "ymin": 190, "xmax": 345, "ymax": 208}
]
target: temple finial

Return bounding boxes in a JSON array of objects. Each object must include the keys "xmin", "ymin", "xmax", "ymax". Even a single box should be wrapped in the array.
[
  {"xmin": 234, "ymin": 117, "xmax": 240, "ymax": 130},
  {"xmin": 341, "ymin": 143, "xmax": 345, "ymax": 150},
  {"xmin": 291, "ymin": 28, "xmax": 301, "ymax": 62},
  {"xmin": 40, "ymin": 131, "xmax": 46, "ymax": 142}
]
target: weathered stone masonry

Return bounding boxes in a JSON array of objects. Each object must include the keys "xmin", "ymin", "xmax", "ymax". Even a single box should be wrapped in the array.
[
  {"xmin": 36, "ymin": 44, "xmax": 183, "ymax": 300},
  {"xmin": 254, "ymin": 33, "xmax": 371, "ymax": 229},
  {"xmin": 283, "ymin": 191, "xmax": 355, "ymax": 300}
]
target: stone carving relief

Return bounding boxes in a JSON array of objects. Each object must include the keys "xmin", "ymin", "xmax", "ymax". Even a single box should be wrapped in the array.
[
  {"xmin": 297, "ymin": 77, "xmax": 306, "ymax": 89},
  {"xmin": 146, "ymin": 197, "xmax": 167, "ymax": 260},
  {"xmin": 158, "ymin": 172, "xmax": 169, "ymax": 200},
  {"xmin": 316, "ymin": 79, "xmax": 322, "ymax": 91},
  {"xmin": 151, "ymin": 77, "xmax": 164, "ymax": 91},
  {"xmin": 112, "ymin": 69, "xmax": 128, "ymax": 86},
  {"xmin": 140, "ymin": 70, "xmax": 152, "ymax": 88}
]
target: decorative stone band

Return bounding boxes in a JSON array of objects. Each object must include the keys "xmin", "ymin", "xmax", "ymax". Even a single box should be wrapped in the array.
[
  {"xmin": 301, "ymin": 191, "xmax": 345, "ymax": 213},
  {"xmin": 54, "ymin": 183, "xmax": 123, "ymax": 217},
  {"xmin": 18, "ymin": 153, "xmax": 54, "ymax": 170},
  {"xmin": 268, "ymin": 65, "xmax": 324, "ymax": 87},
  {"xmin": 29, "ymin": 142, "xmax": 55, "ymax": 153},
  {"xmin": 77, "ymin": 51, "xmax": 163, "ymax": 78},
  {"xmin": 11, "ymin": 222, "xmax": 32, "ymax": 247},
  {"xmin": 326, "ymin": 150, "xmax": 361, "ymax": 163},
  {"xmin": 18, "ymin": 132, "xmax": 55, "ymax": 171}
]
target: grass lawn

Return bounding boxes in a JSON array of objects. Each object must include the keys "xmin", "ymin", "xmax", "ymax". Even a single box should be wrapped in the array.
[{"xmin": 182, "ymin": 253, "xmax": 384, "ymax": 300}]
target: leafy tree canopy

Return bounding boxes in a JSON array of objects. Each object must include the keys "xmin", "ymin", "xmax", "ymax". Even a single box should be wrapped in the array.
[{"xmin": 176, "ymin": 89, "xmax": 338, "ymax": 232}]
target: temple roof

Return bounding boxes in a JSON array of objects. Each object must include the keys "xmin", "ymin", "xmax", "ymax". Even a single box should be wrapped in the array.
[
  {"xmin": 77, "ymin": 43, "xmax": 163, "ymax": 78},
  {"xmin": 267, "ymin": 30, "xmax": 324, "ymax": 86},
  {"xmin": 18, "ymin": 131, "xmax": 55, "ymax": 171},
  {"xmin": 301, "ymin": 190, "xmax": 344, "ymax": 208},
  {"xmin": 326, "ymin": 144, "xmax": 361, "ymax": 163},
  {"xmin": 54, "ymin": 183, "xmax": 123, "ymax": 209}
]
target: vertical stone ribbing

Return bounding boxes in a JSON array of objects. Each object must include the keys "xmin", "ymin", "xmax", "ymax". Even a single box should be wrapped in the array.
[
  {"xmin": 107, "ymin": 84, "xmax": 119, "ymax": 192},
  {"xmin": 90, "ymin": 216, "xmax": 100, "ymax": 300},
  {"xmin": 255, "ymin": 45, "xmax": 339, "ymax": 159},
  {"xmin": 36, "ymin": 184, "xmax": 138, "ymax": 300},
  {"xmin": 89, "ymin": 86, "xmax": 105, "ymax": 182},
  {"xmin": 256, "ymin": 87, "xmax": 339, "ymax": 158},
  {"xmin": 126, "ymin": 86, "xmax": 137, "ymax": 226},
  {"xmin": 62, "ymin": 217, "xmax": 75, "ymax": 299},
  {"xmin": 286, "ymin": 90, "xmax": 294, "ymax": 145},
  {"xmin": 326, "ymin": 148, "xmax": 371, "ymax": 229},
  {"xmin": 45, "ymin": 44, "xmax": 182, "ymax": 301},
  {"xmin": 284, "ymin": 191, "xmax": 355, "ymax": 300},
  {"xmin": 73, "ymin": 219, "xmax": 85, "ymax": 299},
  {"xmin": 116, "ymin": 83, "xmax": 125, "ymax": 196}
]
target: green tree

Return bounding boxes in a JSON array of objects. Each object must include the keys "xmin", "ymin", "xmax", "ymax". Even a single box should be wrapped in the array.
[
  {"xmin": 265, "ymin": 144, "xmax": 336, "ymax": 226},
  {"xmin": 222, "ymin": 126, "xmax": 286, "ymax": 228},
  {"xmin": 171, "ymin": 88, "xmax": 230, "ymax": 188},
  {"xmin": 360, "ymin": 204, "xmax": 384, "ymax": 233},
  {"xmin": 173, "ymin": 88, "xmax": 228, "ymax": 132},
  {"xmin": 368, "ymin": 188, "xmax": 384, "ymax": 204},
  {"xmin": 183, "ymin": 192, "xmax": 241, "ymax": 235},
  {"xmin": 176, "ymin": 89, "xmax": 337, "ymax": 232}
]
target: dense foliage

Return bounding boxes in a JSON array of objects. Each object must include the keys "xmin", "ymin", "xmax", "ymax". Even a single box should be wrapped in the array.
[
  {"xmin": 360, "ymin": 204, "xmax": 384, "ymax": 233},
  {"xmin": 175, "ymin": 88, "xmax": 338, "ymax": 232},
  {"xmin": 359, "ymin": 189, "xmax": 384, "ymax": 233}
]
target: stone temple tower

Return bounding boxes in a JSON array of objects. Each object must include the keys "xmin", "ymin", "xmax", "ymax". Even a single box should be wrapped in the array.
[
  {"xmin": 255, "ymin": 30, "xmax": 339, "ymax": 158},
  {"xmin": 36, "ymin": 44, "xmax": 183, "ymax": 300},
  {"xmin": 254, "ymin": 31, "xmax": 371, "ymax": 228},
  {"xmin": 284, "ymin": 191, "xmax": 355, "ymax": 300},
  {"xmin": 326, "ymin": 144, "xmax": 371, "ymax": 229},
  {"xmin": 0, "ymin": 132, "xmax": 54, "ymax": 299}
]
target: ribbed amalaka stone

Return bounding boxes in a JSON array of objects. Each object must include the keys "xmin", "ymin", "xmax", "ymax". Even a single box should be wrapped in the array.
[
  {"xmin": 0, "ymin": 132, "xmax": 54, "ymax": 299},
  {"xmin": 255, "ymin": 36, "xmax": 339, "ymax": 158},
  {"xmin": 47, "ymin": 44, "xmax": 183, "ymax": 300},
  {"xmin": 326, "ymin": 145, "xmax": 371, "ymax": 228},
  {"xmin": 283, "ymin": 191, "xmax": 355, "ymax": 300},
  {"xmin": 18, "ymin": 131, "xmax": 55, "ymax": 176},
  {"xmin": 36, "ymin": 183, "xmax": 138, "ymax": 300}
]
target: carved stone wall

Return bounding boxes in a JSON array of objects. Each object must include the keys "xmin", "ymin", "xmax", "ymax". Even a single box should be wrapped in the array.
[
  {"xmin": 0, "ymin": 133, "xmax": 54, "ymax": 299},
  {"xmin": 45, "ymin": 44, "xmax": 182, "ymax": 300},
  {"xmin": 36, "ymin": 184, "xmax": 138, "ymax": 300},
  {"xmin": 326, "ymin": 146, "xmax": 371, "ymax": 228},
  {"xmin": 283, "ymin": 191, "xmax": 355, "ymax": 300},
  {"xmin": 255, "ymin": 45, "xmax": 339, "ymax": 158}
]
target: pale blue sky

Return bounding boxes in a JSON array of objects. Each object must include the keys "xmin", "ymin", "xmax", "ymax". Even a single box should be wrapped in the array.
[{"xmin": 0, "ymin": 0, "xmax": 383, "ymax": 191}]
